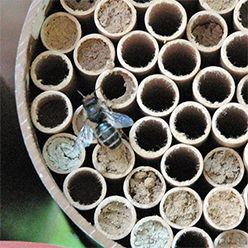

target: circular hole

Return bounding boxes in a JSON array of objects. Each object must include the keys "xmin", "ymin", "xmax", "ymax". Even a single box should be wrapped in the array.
[
  {"xmin": 239, "ymin": 1, "xmax": 248, "ymax": 28},
  {"xmin": 135, "ymin": 120, "xmax": 168, "ymax": 151},
  {"xmin": 198, "ymin": 71, "xmax": 231, "ymax": 103},
  {"xmin": 122, "ymin": 34, "xmax": 155, "ymax": 67},
  {"xmin": 37, "ymin": 96, "xmax": 68, "ymax": 128},
  {"xmin": 141, "ymin": 79, "xmax": 176, "ymax": 112},
  {"xmin": 67, "ymin": 171, "xmax": 103, "ymax": 205},
  {"xmin": 149, "ymin": 3, "xmax": 182, "ymax": 36},
  {"xmin": 162, "ymin": 44, "xmax": 197, "ymax": 76},
  {"xmin": 175, "ymin": 106, "xmax": 207, "ymax": 139},
  {"xmin": 35, "ymin": 55, "xmax": 69, "ymax": 85},
  {"xmin": 163, "ymin": 147, "xmax": 199, "ymax": 182},
  {"xmin": 241, "ymin": 79, "xmax": 248, "ymax": 104},
  {"xmin": 216, "ymin": 107, "xmax": 248, "ymax": 138},
  {"xmin": 226, "ymin": 35, "xmax": 248, "ymax": 68}
]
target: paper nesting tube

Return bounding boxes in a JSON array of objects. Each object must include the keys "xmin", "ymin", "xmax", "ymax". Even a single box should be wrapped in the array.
[
  {"xmin": 172, "ymin": 227, "xmax": 214, "ymax": 248},
  {"xmin": 214, "ymin": 229, "xmax": 248, "ymax": 248},
  {"xmin": 30, "ymin": 90, "xmax": 73, "ymax": 134},
  {"xmin": 242, "ymin": 184, "xmax": 248, "ymax": 210},
  {"xmin": 137, "ymin": 74, "xmax": 179, "ymax": 118},
  {"xmin": 144, "ymin": 0, "xmax": 187, "ymax": 43},
  {"xmin": 94, "ymin": 195, "xmax": 137, "ymax": 240},
  {"xmin": 158, "ymin": 39, "xmax": 201, "ymax": 84},
  {"xmin": 169, "ymin": 101, "xmax": 211, "ymax": 146},
  {"xmin": 94, "ymin": 0, "xmax": 137, "ymax": 40},
  {"xmin": 160, "ymin": 144, "xmax": 204, "ymax": 187},
  {"xmin": 220, "ymin": 31, "xmax": 248, "ymax": 80},
  {"xmin": 236, "ymin": 74, "xmax": 248, "ymax": 106},
  {"xmin": 123, "ymin": 166, "xmax": 166, "ymax": 209},
  {"xmin": 203, "ymin": 147, "xmax": 245, "ymax": 188},
  {"xmin": 129, "ymin": 116, "xmax": 172, "ymax": 160},
  {"xmin": 192, "ymin": 66, "xmax": 235, "ymax": 110},
  {"xmin": 244, "ymin": 142, "xmax": 248, "ymax": 172},
  {"xmin": 30, "ymin": 51, "xmax": 75, "ymax": 92},
  {"xmin": 95, "ymin": 67, "xmax": 138, "ymax": 111},
  {"xmin": 117, "ymin": 30, "xmax": 159, "ymax": 76},
  {"xmin": 60, "ymin": 0, "xmax": 100, "ymax": 20},
  {"xmin": 42, "ymin": 133, "xmax": 86, "ymax": 174},
  {"xmin": 130, "ymin": 216, "xmax": 173, "ymax": 248},
  {"xmin": 128, "ymin": 0, "xmax": 155, "ymax": 13},
  {"xmin": 92, "ymin": 139, "xmax": 135, "ymax": 180},
  {"xmin": 203, "ymin": 187, "xmax": 245, "ymax": 231},
  {"xmin": 63, "ymin": 167, "xmax": 107, "ymax": 210},
  {"xmin": 73, "ymin": 33, "xmax": 115, "ymax": 80},
  {"xmin": 40, "ymin": 12, "xmax": 82, "ymax": 54},
  {"xmin": 159, "ymin": 187, "xmax": 202, "ymax": 229},
  {"xmin": 212, "ymin": 103, "xmax": 248, "ymax": 148},
  {"xmin": 186, "ymin": 11, "xmax": 228, "ymax": 62},
  {"xmin": 233, "ymin": 0, "xmax": 248, "ymax": 31}
]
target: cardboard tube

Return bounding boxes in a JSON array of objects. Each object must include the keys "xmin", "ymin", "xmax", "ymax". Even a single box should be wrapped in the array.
[
  {"xmin": 169, "ymin": 101, "xmax": 211, "ymax": 146},
  {"xmin": 242, "ymin": 184, "xmax": 248, "ymax": 210},
  {"xmin": 40, "ymin": 12, "xmax": 82, "ymax": 54},
  {"xmin": 117, "ymin": 30, "xmax": 159, "ymax": 76},
  {"xmin": 129, "ymin": 116, "xmax": 172, "ymax": 159},
  {"xmin": 123, "ymin": 166, "xmax": 166, "ymax": 209},
  {"xmin": 63, "ymin": 167, "xmax": 107, "ymax": 210},
  {"xmin": 236, "ymin": 74, "xmax": 248, "ymax": 105},
  {"xmin": 172, "ymin": 227, "xmax": 214, "ymax": 248},
  {"xmin": 94, "ymin": 0, "xmax": 137, "ymax": 40},
  {"xmin": 30, "ymin": 51, "xmax": 75, "ymax": 92},
  {"xmin": 192, "ymin": 66, "xmax": 235, "ymax": 110},
  {"xmin": 128, "ymin": 0, "xmax": 155, "ymax": 13},
  {"xmin": 212, "ymin": 103, "xmax": 248, "ymax": 148},
  {"xmin": 243, "ymin": 142, "xmax": 248, "ymax": 172},
  {"xmin": 233, "ymin": 0, "xmax": 248, "ymax": 31},
  {"xmin": 160, "ymin": 144, "xmax": 204, "ymax": 187},
  {"xmin": 158, "ymin": 39, "xmax": 201, "ymax": 84},
  {"xmin": 137, "ymin": 74, "xmax": 179, "ymax": 118},
  {"xmin": 220, "ymin": 31, "xmax": 248, "ymax": 80},
  {"xmin": 145, "ymin": 0, "xmax": 187, "ymax": 43},
  {"xmin": 30, "ymin": 90, "xmax": 73, "ymax": 134},
  {"xmin": 203, "ymin": 187, "xmax": 245, "ymax": 231},
  {"xmin": 95, "ymin": 67, "xmax": 138, "ymax": 111}
]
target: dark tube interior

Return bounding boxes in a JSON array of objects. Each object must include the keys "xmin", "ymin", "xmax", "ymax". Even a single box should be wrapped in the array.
[
  {"xmin": 135, "ymin": 120, "xmax": 168, "ymax": 151},
  {"xmin": 241, "ymin": 79, "xmax": 248, "ymax": 104},
  {"xmin": 198, "ymin": 71, "xmax": 231, "ymax": 103},
  {"xmin": 163, "ymin": 147, "xmax": 199, "ymax": 181},
  {"xmin": 68, "ymin": 171, "xmax": 102, "ymax": 205},
  {"xmin": 121, "ymin": 34, "xmax": 155, "ymax": 67},
  {"xmin": 141, "ymin": 78, "xmax": 176, "ymax": 112},
  {"xmin": 162, "ymin": 44, "xmax": 197, "ymax": 76},
  {"xmin": 226, "ymin": 35, "xmax": 248, "ymax": 68},
  {"xmin": 216, "ymin": 106, "xmax": 248, "ymax": 138},
  {"xmin": 35, "ymin": 55, "xmax": 69, "ymax": 85},
  {"xmin": 148, "ymin": 3, "xmax": 183, "ymax": 36},
  {"xmin": 175, "ymin": 106, "xmax": 207, "ymax": 139}
]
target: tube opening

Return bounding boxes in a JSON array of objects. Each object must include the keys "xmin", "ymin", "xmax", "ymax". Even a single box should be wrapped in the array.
[
  {"xmin": 101, "ymin": 74, "xmax": 126, "ymax": 100},
  {"xmin": 175, "ymin": 106, "xmax": 207, "ymax": 139},
  {"xmin": 239, "ymin": 1, "xmax": 248, "ymax": 28},
  {"xmin": 121, "ymin": 34, "xmax": 155, "ymax": 67},
  {"xmin": 216, "ymin": 107, "xmax": 248, "ymax": 138},
  {"xmin": 63, "ymin": 0, "xmax": 96, "ymax": 11},
  {"xmin": 241, "ymin": 79, "xmax": 248, "ymax": 104},
  {"xmin": 135, "ymin": 120, "xmax": 168, "ymax": 151},
  {"xmin": 162, "ymin": 44, "xmax": 197, "ymax": 76},
  {"xmin": 198, "ymin": 71, "xmax": 231, "ymax": 103},
  {"xmin": 35, "ymin": 55, "xmax": 69, "ymax": 85},
  {"xmin": 141, "ymin": 79, "xmax": 176, "ymax": 112},
  {"xmin": 163, "ymin": 147, "xmax": 199, "ymax": 181},
  {"xmin": 226, "ymin": 35, "xmax": 248, "ymax": 68},
  {"xmin": 149, "ymin": 3, "xmax": 183, "ymax": 37}
]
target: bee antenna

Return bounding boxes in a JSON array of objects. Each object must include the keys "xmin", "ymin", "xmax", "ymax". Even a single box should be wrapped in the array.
[{"xmin": 77, "ymin": 90, "xmax": 85, "ymax": 98}]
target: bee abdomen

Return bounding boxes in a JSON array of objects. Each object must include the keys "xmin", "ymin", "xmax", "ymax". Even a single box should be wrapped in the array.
[{"xmin": 96, "ymin": 121, "xmax": 121, "ymax": 149}]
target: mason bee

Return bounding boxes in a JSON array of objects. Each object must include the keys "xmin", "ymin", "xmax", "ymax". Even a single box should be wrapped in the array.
[{"xmin": 75, "ymin": 90, "xmax": 133, "ymax": 149}]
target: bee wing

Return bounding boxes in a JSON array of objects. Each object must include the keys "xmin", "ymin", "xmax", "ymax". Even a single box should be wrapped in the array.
[{"xmin": 75, "ymin": 121, "xmax": 94, "ymax": 148}]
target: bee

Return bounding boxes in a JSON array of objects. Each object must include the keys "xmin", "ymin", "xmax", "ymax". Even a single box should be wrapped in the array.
[{"xmin": 75, "ymin": 90, "xmax": 134, "ymax": 149}]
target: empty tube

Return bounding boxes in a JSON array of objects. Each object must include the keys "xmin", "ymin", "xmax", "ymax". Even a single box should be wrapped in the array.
[
  {"xmin": 233, "ymin": 0, "xmax": 248, "ymax": 31},
  {"xmin": 220, "ymin": 31, "xmax": 248, "ymax": 80},
  {"xmin": 145, "ymin": 0, "xmax": 187, "ymax": 43},
  {"xmin": 212, "ymin": 103, "xmax": 248, "ymax": 148},
  {"xmin": 117, "ymin": 30, "xmax": 159, "ymax": 76},
  {"xmin": 137, "ymin": 74, "xmax": 179, "ymax": 118},
  {"xmin": 192, "ymin": 66, "xmax": 235, "ymax": 110},
  {"xmin": 169, "ymin": 101, "xmax": 211, "ymax": 146},
  {"xmin": 158, "ymin": 39, "xmax": 201, "ymax": 84},
  {"xmin": 243, "ymin": 142, "xmax": 248, "ymax": 172},
  {"xmin": 236, "ymin": 74, "xmax": 248, "ymax": 105}
]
